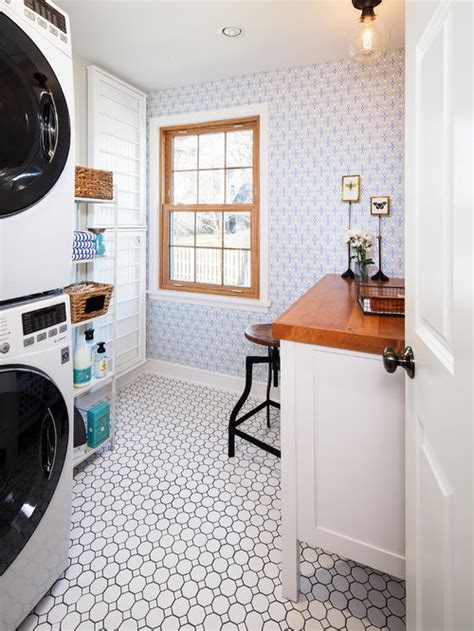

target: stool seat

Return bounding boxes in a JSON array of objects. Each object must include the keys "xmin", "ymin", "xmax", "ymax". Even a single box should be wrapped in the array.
[{"xmin": 244, "ymin": 323, "xmax": 280, "ymax": 348}]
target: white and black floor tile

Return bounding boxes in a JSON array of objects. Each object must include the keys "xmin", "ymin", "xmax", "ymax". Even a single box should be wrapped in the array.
[{"xmin": 19, "ymin": 374, "xmax": 405, "ymax": 630}]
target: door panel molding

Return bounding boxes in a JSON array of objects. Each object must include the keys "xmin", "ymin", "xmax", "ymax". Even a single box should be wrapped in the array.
[
  {"xmin": 414, "ymin": 3, "xmax": 454, "ymax": 370},
  {"xmin": 416, "ymin": 417, "xmax": 454, "ymax": 631}
]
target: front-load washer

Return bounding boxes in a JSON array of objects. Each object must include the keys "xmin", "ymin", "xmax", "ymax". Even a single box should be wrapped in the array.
[
  {"xmin": 0, "ymin": 0, "xmax": 74, "ymax": 303},
  {"xmin": 0, "ymin": 292, "xmax": 73, "ymax": 630}
]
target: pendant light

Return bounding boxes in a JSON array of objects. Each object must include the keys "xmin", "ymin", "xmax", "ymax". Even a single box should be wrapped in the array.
[{"xmin": 347, "ymin": 0, "xmax": 391, "ymax": 63}]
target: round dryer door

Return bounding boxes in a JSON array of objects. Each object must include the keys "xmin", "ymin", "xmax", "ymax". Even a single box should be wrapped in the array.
[
  {"xmin": 0, "ymin": 13, "xmax": 71, "ymax": 218},
  {"xmin": 0, "ymin": 367, "xmax": 69, "ymax": 576}
]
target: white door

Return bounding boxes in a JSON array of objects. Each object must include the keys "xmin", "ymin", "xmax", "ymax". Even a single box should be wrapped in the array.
[{"xmin": 404, "ymin": 1, "xmax": 473, "ymax": 630}]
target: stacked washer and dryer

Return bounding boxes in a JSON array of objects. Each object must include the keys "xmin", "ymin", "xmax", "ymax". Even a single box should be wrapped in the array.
[{"xmin": 0, "ymin": 1, "xmax": 75, "ymax": 628}]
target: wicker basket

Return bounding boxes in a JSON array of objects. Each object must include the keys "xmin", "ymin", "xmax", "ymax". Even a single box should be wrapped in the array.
[
  {"xmin": 64, "ymin": 281, "xmax": 114, "ymax": 323},
  {"xmin": 75, "ymin": 167, "xmax": 113, "ymax": 200}
]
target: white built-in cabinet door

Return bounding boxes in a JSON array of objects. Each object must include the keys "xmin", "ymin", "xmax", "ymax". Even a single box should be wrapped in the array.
[
  {"xmin": 86, "ymin": 66, "xmax": 147, "ymax": 376},
  {"xmin": 281, "ymin": 341, "xmax": 405, "ymax": 600}
]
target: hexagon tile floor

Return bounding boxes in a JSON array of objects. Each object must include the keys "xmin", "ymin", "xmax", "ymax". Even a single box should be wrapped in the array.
[{"xmin": 19, "ymin": 373, "xmax": 406, "ymax": 631}]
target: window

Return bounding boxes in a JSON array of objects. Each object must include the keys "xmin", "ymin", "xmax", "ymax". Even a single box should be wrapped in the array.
[{"xmin": 159, "ymin": 117, "xmax": 260, "ymax": 299}]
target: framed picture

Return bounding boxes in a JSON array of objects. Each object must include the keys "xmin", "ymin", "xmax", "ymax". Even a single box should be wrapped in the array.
[
  {"xmin": 370, "ymin": 196, "xmax": 390, "ymax": 216},
  {"xmin": 342, "ymin": 175, "xmax": 360, "ymax": 202}
]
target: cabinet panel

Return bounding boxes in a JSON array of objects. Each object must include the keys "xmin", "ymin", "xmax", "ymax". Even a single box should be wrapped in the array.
[{"xmin": 291, "ymin": 342, "xmax": 405, "ymax": 578}]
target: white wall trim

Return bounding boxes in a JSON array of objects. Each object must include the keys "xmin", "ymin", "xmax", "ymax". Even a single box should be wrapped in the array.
[
  {"xmin": 148, "ymin": 103, "xmax": 270, "ymax": 310},
  {"xmin": 116, "ymin": 358, "xmax": 280, "ymax": 402},
  {"xmin": 147, "ymin": 289, "xmax": 271, "ymax": 312}
]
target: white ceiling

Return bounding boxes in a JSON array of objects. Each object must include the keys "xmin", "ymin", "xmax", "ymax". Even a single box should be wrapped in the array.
[{"xmin": 56, "ymin": 0, "xmax": 405, "ymax": 92}]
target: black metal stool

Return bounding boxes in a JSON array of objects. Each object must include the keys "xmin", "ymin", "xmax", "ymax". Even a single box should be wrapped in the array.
[{"xmin": 228, "ymin": 324, "xmax": 281, "ymax": 458}]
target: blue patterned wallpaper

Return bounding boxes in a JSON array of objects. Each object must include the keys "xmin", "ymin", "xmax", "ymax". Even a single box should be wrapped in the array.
[{"xmin": 147, "ymin": 50, "xmax": 405, "ymax": 376}]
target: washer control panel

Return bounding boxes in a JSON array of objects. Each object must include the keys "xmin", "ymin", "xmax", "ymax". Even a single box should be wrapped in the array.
[
  {"xmin": 22, "ymin": 301, "xmax": 66, "ymax": 336},
  {"xmin": 0, "ymin": 315, "xmax": 10, "ymax": 354},
  {"xmin": 0, "ymin": 299, "xmax": 70, "ymax": 358}
]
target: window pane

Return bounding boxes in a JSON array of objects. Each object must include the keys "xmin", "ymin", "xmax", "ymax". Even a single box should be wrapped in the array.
[
  {"xmin": 224, "ymin": 212, "xmax": 250, "ymax": 249},
  {"xmin": 226, "ymin": 130, "xmax": 253, "ymax": 167},
  {"xmin": 226, "ymin": 168, "xmax": 253, "ymax": 204},
  {"xmin": 199, "ymin": 169, "xmax": 224, "ymax": 204},
  {"xmin": 170, "ymin": 246, "xmax": 194, "ymax": 282},
  {"xmin": 196, "ymin": 212, "xmax": 222, "ymax": 247},
  {"xmin": 199, "ymin": 132, "xmax": 225, "ymax": 169},
  {"xmin": 173, "ymin": 135, "xmax": 197, "ymax": 170},
  {"xmin": 196, "ymin": 248, "xmax": 222, "ymax": 285},
  {"xmin": 224, "ymin": 250, "xmax": 251, "ymax": 287},
  {"xmin": 170, "ymin": 212, "xmax": 194, "ymax": 246},
  {"xmin": 173, "ymin": 171, "xmax": 197, "ymax": 204}
]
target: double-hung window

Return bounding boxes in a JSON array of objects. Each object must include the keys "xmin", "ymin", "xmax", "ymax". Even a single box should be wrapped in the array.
[{"xmin": 159, "ymin": 116, "xmax": 260, "ymax": 299}]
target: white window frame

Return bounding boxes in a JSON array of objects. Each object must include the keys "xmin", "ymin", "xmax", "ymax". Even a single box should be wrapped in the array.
[{"xmin": 148, "ymin": 103, "xmax": 270, "ymax": 312}]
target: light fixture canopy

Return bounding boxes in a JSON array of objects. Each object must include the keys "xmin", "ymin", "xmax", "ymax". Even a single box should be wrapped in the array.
[
  {"xmin": 347, "ymin": 0, "xmax": 390, "ymax": 63},
  {"xmin": 220, "ymin": 26, "xmax": 244, "ymax": 39}
]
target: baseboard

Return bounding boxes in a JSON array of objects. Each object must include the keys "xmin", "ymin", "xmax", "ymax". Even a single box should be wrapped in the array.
[
  {"xmin": 127, "ymin": 358, "xmax": 279, "ymax": 402},
  {"xmin": 87, "ymin": 358, "xmax": 280, "ymax": 402},
  {"xmin": 78, "ymin": 361, "xmax": 148, "ymax": 407},
  {"xmin": 116, "ymin": 360, "xmax": 149, "ymax": 390}
]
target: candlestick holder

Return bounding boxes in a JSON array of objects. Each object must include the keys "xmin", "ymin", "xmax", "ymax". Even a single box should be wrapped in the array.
[
  {"xmin": 371, "ymin": 213, "xmax": 390, "ymax": 282},
  {"xmin": 341, "ymin": 200, "xmax": 355, "ymax": 279}
]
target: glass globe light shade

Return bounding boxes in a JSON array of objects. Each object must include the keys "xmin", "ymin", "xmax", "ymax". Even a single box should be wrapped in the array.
[{"xmin": 347, "ymin": 16, "xmax": 390, "ymax": 62}]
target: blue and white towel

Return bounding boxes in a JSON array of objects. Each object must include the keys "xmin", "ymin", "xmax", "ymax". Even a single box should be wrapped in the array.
[
  {"xmin": 72, "ymin": 246, "xmax": 96, "ymax": 261},
  {"xmin": 73, "ymin": 230, "xmax": 96, "ymax": 245},
  {"xmin": 72, "ymin": 231, "xmax": 97, "ymax": 261}
]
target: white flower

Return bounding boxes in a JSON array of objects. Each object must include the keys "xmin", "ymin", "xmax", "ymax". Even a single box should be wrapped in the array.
[
  {"xmin": 346, "ymin": 228, "xmax": 375, "ymax": 255},
  {"xmin": 346, "ymin": 229, "xmax": 359, "ymax": 244}
]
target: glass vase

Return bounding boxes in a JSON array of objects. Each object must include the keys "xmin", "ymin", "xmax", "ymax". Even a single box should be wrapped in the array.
[{"xmin": 355, "ymin": 261, "xmax": 369, "ymax": 283}]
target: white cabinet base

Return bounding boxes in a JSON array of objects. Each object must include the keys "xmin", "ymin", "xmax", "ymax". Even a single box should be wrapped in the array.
[{"xmin": 281, "ymin": 340, "xmax": 405, "ymax": 601}]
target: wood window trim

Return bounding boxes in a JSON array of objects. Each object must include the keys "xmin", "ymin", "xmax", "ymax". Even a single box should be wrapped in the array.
[{"xmin": 159, "ymin": 116, "xmax": 260, "ymax": 300}]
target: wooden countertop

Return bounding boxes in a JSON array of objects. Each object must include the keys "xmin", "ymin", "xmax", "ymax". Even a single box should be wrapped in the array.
[{"xmin": 272, "ymin": 274, "xmax": 405, "ymax": 355}]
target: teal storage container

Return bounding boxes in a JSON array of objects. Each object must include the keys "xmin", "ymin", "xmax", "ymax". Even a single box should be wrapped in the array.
[{"xmin": 87, "ymin": 401, "xmax": 111, "ymax": 448}]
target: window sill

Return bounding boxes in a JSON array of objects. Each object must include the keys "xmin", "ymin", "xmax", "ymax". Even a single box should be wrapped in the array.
[{"xmin": 147, "ymin": 289, "xmax": 271, "ymax": 312}]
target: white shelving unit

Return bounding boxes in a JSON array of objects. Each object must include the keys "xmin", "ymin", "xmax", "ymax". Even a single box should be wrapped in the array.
[{"xmin": 72, "ymin": 193, "xmax": 118, "ymax": 467}]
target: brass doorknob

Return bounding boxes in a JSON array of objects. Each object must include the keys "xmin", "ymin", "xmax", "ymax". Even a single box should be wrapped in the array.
[{"xmin": 383, "ymin": 346, "xmax": 415, "ymax": 379}]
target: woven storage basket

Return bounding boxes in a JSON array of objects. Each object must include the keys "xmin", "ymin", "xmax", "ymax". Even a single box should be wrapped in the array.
[
  {"xmin": 75, "ymin": 166, "xmax": 113, "ymax": 200},
  {"xmin": 64, "ymin": 281, "xmax": 114, "ymax": 324}
]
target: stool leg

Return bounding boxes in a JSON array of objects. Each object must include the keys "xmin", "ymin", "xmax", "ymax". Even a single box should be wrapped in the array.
[
  {"xmin": 228, "ymin": 356, "xmax": 256, "ymax": 457},
  {"xmin": 273, "ymin": 347, "xmax": 280, "ymax": 388},
  {"xmin": 266, "ymin": 348, "xmax": 272, "ymax": 428}
]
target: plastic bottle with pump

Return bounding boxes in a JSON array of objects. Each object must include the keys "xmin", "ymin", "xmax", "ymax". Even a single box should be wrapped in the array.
[
  {"xmin": 73, "ymin": 331, "xmax": 92, "ymax": 387},
  {"xmin": 94, "ymin": 342, "xmax": 109, "ymax": 379},
  {"xmin": 85, "ymin": 328, "xmax": 95, "ymax": 355}
]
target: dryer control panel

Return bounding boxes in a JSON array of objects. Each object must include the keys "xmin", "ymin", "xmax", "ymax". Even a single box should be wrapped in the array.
[{"xmin": 23, "ymin": 0, "xmax": 67, "ymax": 33}]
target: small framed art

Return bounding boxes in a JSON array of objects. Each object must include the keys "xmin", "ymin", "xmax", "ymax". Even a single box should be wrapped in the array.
[
  {"xmin": 370, "ymin": 196, "xmax": 390, "ymax": 215},
  {"xmin": 342, "ymin": 175, "xmax": 360, "ymax": 202}
]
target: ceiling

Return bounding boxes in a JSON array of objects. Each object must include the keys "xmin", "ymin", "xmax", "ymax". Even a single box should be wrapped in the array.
[{"xmin": 56, "ymin": 0, "xmax": 405, "ymax": 92}]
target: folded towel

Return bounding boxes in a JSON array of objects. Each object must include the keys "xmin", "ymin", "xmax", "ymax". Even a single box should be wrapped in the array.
[
  {"xmin": 74, "ymin": 230, "xmax": 96, "ymax": 241},
  {"xmin": 73, "ymin": 254, "xmax": 95, "ymax": 261},
  {"xmin": 73, "ymin": 245, "xmax": 96, "ymax": 253},
  {"xmin": 73, "ymin": 230, "xmax": 96, "ymax": 245},
  {"xmin": 72, "ymin": 246, "xmax": 96, "ymax": 261}
]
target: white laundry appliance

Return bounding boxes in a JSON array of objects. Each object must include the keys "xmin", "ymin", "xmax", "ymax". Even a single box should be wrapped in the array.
[
  {"xmin": 0, "ymin": 0, "xmax": 74, "ymax": 303},
  {"xmin": 0, "ymin": 292, "xmax": 73, "ymax": 630}
]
